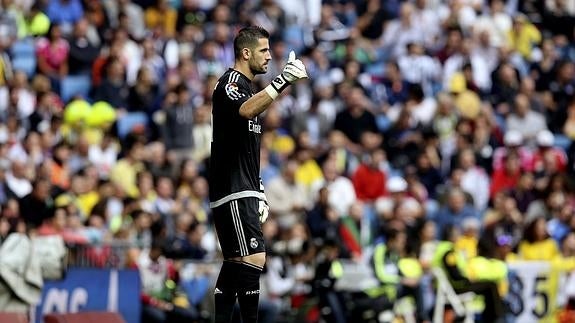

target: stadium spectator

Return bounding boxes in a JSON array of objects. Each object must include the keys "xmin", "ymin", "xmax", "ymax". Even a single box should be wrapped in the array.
[
  {"xmin": 489, "ymin": 150, "xmax": 521, "ymax": 199},
  {"xmin": 104, "ymin": 0, "xmax": 146, "ymax": 40},
  {"xmin": 127, "ymin": 66, "xmax": 160, "ymax": 113},
  {"xmin": 36, "ymin": 23, "xmax": 69, "ymax": 91},
  {"xmin": 266, "ymin": 158, "xmax": 308, "ymax": 227},
  {"xmin": 506, "ymin": 93, "xmax": 548, "ymax": 146},
  {"xmin": 515, "ymin": 214, "xmax": 575, "ymax": 272},
  {"xmin": 37, "ymin": 205, "xmax": 88, "ymax": 244},
  {"xmin": 432, "ymin": 187, "xmax": 481, "ymax": 238},
  {"xmin": 67, "ymin": 18, "xmax": 100, "ymax": 75},
  {"xmin": 92, "ymin": 56, "xmax": 129, "ymax": 109},
  {"xmin": 144, "ymin": 0, "xmax": 177, "ymax": 38},
  {"xmin": 457, "ymin": 147, "xmax": 490, "ymax": 210},
  {"xmin": 531, "ymin": 129, "xmax": 568, "ymax": 173},
  {"xmin": 316, "ymin": 157, "xmax": 356, "ymax": 218},
  {"xmin": 339, "ymin": 200, "xmax": 373, "ymax": 260},
  {"xmin": 109, "ymin": 134, "xmax": 146, "ymax": 198},
  {"xmin": 507, "ymin": 13, "xmax": 541, "ymax": 62},
  {"xmin": 306, "ymin": 186, "xmax": 340, "ymax": 244},
  {"xmin": 352, "ymin": 147, "xmax": 387, "ymax": 202},
  {"xmin": 137, "ymin": 240, "xmax": 200, "ymax": 323},
  {"xmin": 334, "ymin": 85, "xmax": 378, "ymax": 146},
  {"xmin": 18, "ymin": 177, "xmax": 52, "ymax": 228}
]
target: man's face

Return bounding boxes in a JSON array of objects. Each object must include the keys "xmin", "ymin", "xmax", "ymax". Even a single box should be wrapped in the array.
[{"xmin": 248, "ymin": 38, "xmax": 271, "ymax": 75}]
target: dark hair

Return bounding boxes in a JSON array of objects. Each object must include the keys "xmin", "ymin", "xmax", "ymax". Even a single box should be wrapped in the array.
[
  {"xmin": 408, "ymin": 83, "xmax": 425, "ymax": 102},
  {"xmin": 523, "ymin": 216, "xmax": 548, "ymax": 243},
  {"xmin": 233, "ymin": 26, "xmax": 270, "ymax": 59},
  {"xmin": 385, "ymin": 227, "xmax": 404, "ymax": 242},
  {"xmin": 130, "ymin": 209, "xmax": 147, "ymax": 221},
  {"xmin": 47, "ymin": 23, "xmax": 61, "ymax": 41}
]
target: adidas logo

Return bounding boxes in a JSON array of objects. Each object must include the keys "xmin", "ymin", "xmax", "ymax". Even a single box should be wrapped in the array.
[{"xmin": 214, "ymin": 288, "xmax": 223, "ymax": 295}]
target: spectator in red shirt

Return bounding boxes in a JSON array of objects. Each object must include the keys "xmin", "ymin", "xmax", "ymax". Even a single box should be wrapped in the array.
[
  {"xmin": 36, "ymin": 24, "xmax": 69, "ymax": 90},
  {"xmin": 352, "ymin": 148, "xmax": 387, "ymax": 202},
  {"xmin": 531, "ymin": 130, "xmax": 568, "ymax": 173},
  {"xmin": 37, "ymin": 206, "xmax": 88, "ymax": 244},
  {"xmin": 490, "ymin": 150, "xmax": 522, "ymax": 199},
  {"xmin": 492, "ymin": 129, "xmax": 533, "ymax": 172}
]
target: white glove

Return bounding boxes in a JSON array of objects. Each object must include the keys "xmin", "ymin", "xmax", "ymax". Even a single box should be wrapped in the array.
[
  {"xmin": 265, "ymin": 50, "xmax": 308, "ymax": 99},
  {"xmin": 259, "ymin": 200, "xmax": 269, "ymax": 223},
  {"xmin": 282, "ymin": 51, "xmax": 308, "ymax": 83},
  {"xmin": 258, "ymin": 179, "xmax": 269, "ymax": 223}
]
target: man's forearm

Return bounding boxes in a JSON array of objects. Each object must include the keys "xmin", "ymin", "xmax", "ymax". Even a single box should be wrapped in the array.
[{"xmin": 238, "ymin": 90, "xmax": 275, "ymax": 119}]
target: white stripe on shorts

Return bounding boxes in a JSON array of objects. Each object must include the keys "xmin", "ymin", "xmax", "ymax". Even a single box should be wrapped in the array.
[{"xmin": 230, "ymin": 200, "xmax": 248, "ymax": 255}]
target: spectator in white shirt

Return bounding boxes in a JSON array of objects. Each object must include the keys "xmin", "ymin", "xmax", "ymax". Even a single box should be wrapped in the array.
[
  {"xmin": 314, "ymin": 158, "xmax": 356, "ymax": 218},
  {"xmin": 398, "ymin": 42, "xmax": 441, "ymax": 97},
  {"xmin": 380, "ymin": 2, "xmax": 426, "ymax": 59},
  {"xmin": 443, "ymin": 37, "xmax": 492, "ymax": 92},
  {"xmin": 88, "ymin": 132, "xmax": 118, "ymax": 179},
  {"xmin": 471, "ymin": 30, "xmax": 500, "ymax": 78},
  {"xmin": 506, "ymin": 93, "xmax": 548, "ymax": 147},
  {"xmin": 5, "ymin": 161, "xmax": 32, "ymax": 199},
  {"xmin": 412, "ymin": 0, "xmax": 443, "ymax": 49},
  {"xmin": 440, "ymin": 0, "xmax": 477, "ymax": 32},
  {"xmin": 266, "ymin": 159, "xmax": 310, "ymax": 229},
  {"xmin": 458, "ymin": 148, "xmax": 490, "ymax": 211},
  {"xmin": 472, "ymin": 0, "xmax": 512, "ymax": 48}
]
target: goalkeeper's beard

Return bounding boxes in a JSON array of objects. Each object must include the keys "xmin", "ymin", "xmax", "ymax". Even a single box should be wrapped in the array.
[{"xmin": 249, "ymin": 59, "xmax": 268, "ymax": 75}]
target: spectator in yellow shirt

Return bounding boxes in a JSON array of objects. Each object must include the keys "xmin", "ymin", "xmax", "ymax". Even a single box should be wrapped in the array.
[
  {"xmin": 517, "ymin": 215, "xmax": 575, "ymax": 270},
  {"xmin": 455, "ymin": 217, "xmax": 480, "ymax": 260},
  {"xmin": 144, "ymin": 0, "xmax": 177, "ymax": 38},
  {"xmin": 507, "ymin": 13, "xmax": 541, "ymax": 62},
  {"xmin": 110, "ymin": 135, "xmax": 146, "ymax": 198},
  {"xmin": 518, "ymin": 215, "xmax": 560, "ymax": 261}
]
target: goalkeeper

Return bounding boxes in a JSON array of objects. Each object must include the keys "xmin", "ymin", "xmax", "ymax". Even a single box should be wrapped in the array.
[{"xmin": 208, "ymin": 25, "xmax": 308, "ymax": 323}]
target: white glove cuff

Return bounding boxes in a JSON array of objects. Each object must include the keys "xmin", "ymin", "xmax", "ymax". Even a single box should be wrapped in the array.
[
  {"xmin": 265, "ymin": 74, "xmax": 291, "ymax": 100},
  {"xmin": 265, "ymin": 84, "xmax": 279, "ymax": 100}
]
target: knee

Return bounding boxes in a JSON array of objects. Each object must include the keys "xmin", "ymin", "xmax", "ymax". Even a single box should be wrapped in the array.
[{"xmin": 242, "ymin": 252, "xmax": 266, "ymax": 268}]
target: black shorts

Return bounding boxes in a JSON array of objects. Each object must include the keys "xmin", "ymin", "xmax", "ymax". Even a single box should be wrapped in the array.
[{"xmin": 212, "ymin": 197, "xmax": 265, "ymax": 259}]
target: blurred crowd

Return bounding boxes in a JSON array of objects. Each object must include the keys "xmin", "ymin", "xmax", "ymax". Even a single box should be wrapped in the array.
[{"xmin": 1, "ymin": 0, "xmax": 575, "ymax": 322}]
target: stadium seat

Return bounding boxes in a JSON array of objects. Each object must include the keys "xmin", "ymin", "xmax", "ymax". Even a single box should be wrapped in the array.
[
  {"xmin": 60, "ymin": 75, "xmax": 93, "ymax": 103},
  {"xmin": 10, "ymin": 38, "xmax": 37, "ymax": 78},
  {"xmin": 0, "ymin": 312, "xmax": 28, "ymax": 323},
  {"xmin": 44, "ymin": 311, "xmax": 126, "ymax": 323},
  {"xmin": 431, "ymin": 267, "xmax": 477, "ymax": 323},
  {"xmin": 116, "ymin": 112, "xmax": 148, "ymax": 139},
  {"xmin": 11, "ymin": 39, "xmax": 36, "ymax": 56},
  {"xmin": 11, "ymin": 56, "xmax": 37, "ymax": 78}
]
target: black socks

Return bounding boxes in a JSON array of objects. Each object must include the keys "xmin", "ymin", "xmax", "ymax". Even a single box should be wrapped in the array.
[
  {"xmin": 236, "ymin": 262, "xmax": 263, "ymax": 323},
  {"xmin": 214, "ymin": 260, "xmax": 263, "ymax": 323},
  {"xmin": 214, "ymin": 260, "xmax": 240, "ymax": 323}
]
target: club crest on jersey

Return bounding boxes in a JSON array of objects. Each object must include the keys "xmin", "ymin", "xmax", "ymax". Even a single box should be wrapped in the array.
[
  {"xmin": 225, "ymin": 82, "xmax": 243, "ymax": 100},
  {"xmin": 250, "ymin": 238, "xmax": 258, "ymax": 249}
]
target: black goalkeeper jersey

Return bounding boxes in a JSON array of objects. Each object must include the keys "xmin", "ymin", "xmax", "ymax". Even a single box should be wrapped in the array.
[{"xmin": 209, "ymin": 69, "xmax": 265, "ymax": 208}]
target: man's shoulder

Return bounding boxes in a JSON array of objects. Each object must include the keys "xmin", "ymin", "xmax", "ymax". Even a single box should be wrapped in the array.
[
  {"xmin": 218, "ymin": 69, "xmax": 245, "ymax": 84},
  {"xmin": 216, "ymin": 69, "xmax": 250, "ymax": 102}
]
